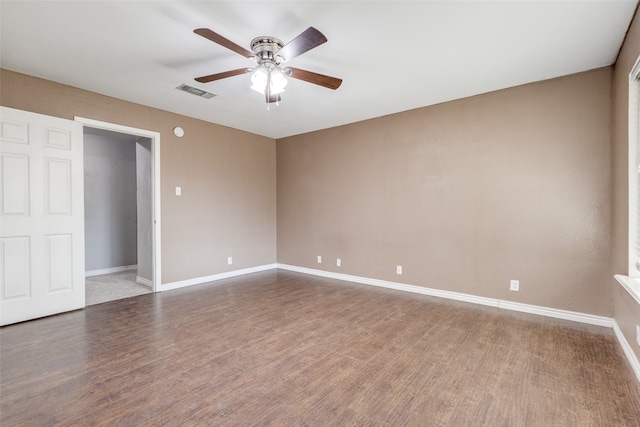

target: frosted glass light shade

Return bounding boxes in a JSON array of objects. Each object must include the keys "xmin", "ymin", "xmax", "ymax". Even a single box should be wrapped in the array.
[
  {"xmin": 270, "ymin": 68, "xmax": 288, "ymax": 94},
  {"xmin": 250, "ymin": 66, "xmax": 287, "ymax": 95},
  {"xmin": 250, "ymin": 67, "xmax": 268, "ymax": 93}
]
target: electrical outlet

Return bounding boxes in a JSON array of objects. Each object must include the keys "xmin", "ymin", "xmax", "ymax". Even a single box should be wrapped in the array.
[
  {"xmin": 509, "ymin": 279, "xmax": 519, "ymax": 292},
  {"xmin": 636, "ymin": 325, "xmax": 640, "ymax": 346},
  {"xmin": 317, "ymin": 255, "xmax": 322, "ymax": 264},
  {"xmin": 336, "ymin": 258, "xmax": 341, "ymax": 267},
  {"xmin": 396, "ymin": 265, "xmax": 403, "ymax": 275},
  {"xmin": 227, "ymin": 256, "xmax": 233, "ymax": 265}
]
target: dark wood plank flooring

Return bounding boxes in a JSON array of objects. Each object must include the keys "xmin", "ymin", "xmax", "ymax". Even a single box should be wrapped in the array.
[{"xmin": 2, "ymin": 270, "xmax": 639, "ymax": 426}]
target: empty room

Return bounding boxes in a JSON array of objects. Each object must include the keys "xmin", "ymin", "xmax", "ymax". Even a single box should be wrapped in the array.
[{"xmin": 1, "ymin": 1, "xmax": 640, "ymax": 425}]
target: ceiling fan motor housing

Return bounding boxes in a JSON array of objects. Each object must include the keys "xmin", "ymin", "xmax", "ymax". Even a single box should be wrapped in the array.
[{"xmin": 250, "ymin": 37, "xmax": 285, "ymax": 65}]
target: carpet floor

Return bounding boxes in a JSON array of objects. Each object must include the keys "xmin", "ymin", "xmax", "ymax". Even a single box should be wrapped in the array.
[{"xmin": 85, "ymin": 270, "xmax": 152, "ymax": 306}]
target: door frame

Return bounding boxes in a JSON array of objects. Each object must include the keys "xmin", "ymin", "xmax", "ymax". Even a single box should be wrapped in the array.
[{"xmin": 74, "ymin": 117, "xmax": 161, "ymax": 291}]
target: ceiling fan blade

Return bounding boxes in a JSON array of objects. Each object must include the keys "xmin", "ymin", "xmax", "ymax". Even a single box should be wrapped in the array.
[
  {"xmin": 195, "ymin": 68, "xmax": 249, "ymax": 83},
  {"xmin": 194, "ymin": 28, "xmax": 254, "ymax": 58},
  {"xmin": 276, "ymin": 27, "xmax": 327, "ymax": 62},
  {"xmin": 287, "ymin": 67, "xmax": 342, "ymax": 90}
]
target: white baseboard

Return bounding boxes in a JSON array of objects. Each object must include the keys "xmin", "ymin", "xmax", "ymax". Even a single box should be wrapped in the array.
[
  {"xmin": 160, "ymin": 264, "xmax": 277, "ymax": 291},
  {"xmin": 136, "ymin": 276, "xmax": 153, "ymax": 288},
  {"xmin": 85, "ymin": 264, "xmax": 137, "ymax": 277},
  {"xmin": 497, "ymin": 300, "xmax": 612, "ymax": 327},
  {"xmin": 276, "ymin": 264, "xmax": 613, "ymax": 328},
  {"xmin": 613, "ymin": 321, "xmax": 640, "ymax": 383}
]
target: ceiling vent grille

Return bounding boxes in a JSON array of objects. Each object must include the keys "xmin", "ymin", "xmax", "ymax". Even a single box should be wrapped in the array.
[{"xmin": 176, "ymin": 84, "xmax": 216, "ymax": 99}]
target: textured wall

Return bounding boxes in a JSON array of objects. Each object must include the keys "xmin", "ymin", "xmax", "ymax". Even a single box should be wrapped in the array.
[
  {"xmin": 84, "ymin": 130, "xmax": 138, "ymax": 271},
  {"xmin": 0, "ymin": 63, "xmax": 622, "ymax": 319},
  {"xmin": 278, "ymin": 68, "xmax": 612, "ymax": 316},
  {"xmin": 0, "ymin": 69, "xmax": 277, "ymax": 284}
]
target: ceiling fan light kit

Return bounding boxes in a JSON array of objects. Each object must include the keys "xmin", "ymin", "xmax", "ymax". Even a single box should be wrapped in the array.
[
  {"xmin": 250, "ymin": 66, "xmax": 288, "ymax": 96},
  {"xmin": 193, "ymin": 27, "xmax": 342, "ymax": 105}
]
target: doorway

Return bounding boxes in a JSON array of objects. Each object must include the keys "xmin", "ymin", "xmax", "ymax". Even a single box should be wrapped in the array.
[{"xmin": 75, "ymin": 117, "xmax": 161, "ymax": 304}]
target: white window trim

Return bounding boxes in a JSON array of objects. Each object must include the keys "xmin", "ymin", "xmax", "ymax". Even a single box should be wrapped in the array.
[
  {"xmin": 628, "ymin": 55, "xmax": 640, "ymax": 279},
  {"xmin": 618, "ymin": 55, "xmax": 640, "ymax": 305}
]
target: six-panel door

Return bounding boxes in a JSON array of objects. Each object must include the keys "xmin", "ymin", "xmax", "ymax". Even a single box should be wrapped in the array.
[{"xmin": 1, "ymin": 106, "xmax": 85, "ymax": 325}]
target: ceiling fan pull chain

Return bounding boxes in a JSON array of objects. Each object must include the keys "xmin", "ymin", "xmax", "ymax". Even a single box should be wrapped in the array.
[{"xmin": 267, "ymin": 70, "xmax": 272, "ymax": 111}]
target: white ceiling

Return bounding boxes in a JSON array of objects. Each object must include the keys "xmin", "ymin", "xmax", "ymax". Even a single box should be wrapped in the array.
[{"xmin": 1, "ymin": 1, "xmax": 638, "ymax": 139}]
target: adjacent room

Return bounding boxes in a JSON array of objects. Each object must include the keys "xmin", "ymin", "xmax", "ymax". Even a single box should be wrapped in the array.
[{"xmin": 1, "ymin": 1, "xmax": 639, "ymax": 425}]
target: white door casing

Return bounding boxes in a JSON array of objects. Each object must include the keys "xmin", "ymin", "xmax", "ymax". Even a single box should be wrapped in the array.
[
  {"xmin": 1, "ymin": 106, "xmax": 85, "ymax": 325},
  {"xmin": 74, "ymin": 116, "xmax": 161, "ymax": 292}
]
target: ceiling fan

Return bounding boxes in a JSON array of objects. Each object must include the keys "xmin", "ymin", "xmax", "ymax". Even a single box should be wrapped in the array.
[{"xmin": 193, "ymin": 27, "xmax": 342, "ymax": 104}]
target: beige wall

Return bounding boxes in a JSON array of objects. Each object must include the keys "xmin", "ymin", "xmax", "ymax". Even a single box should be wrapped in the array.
[
  {"xmin": 612, "ymin": 8, "xmax": 640, "ymax": 361},
  {"xmin": 278, "ymin": 67, "xmax": 613, "ymax": 316},
  {"xmin": 2, "ymin": 31, "xmax": 634, "ymax": 323},
  {"xmin": 0, "ymin": 69, "xmax": 277, "ymax": 284}
]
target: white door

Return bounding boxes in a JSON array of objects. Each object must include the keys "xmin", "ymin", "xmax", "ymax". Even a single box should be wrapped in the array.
[{"xmin": 0, "ymin": 106, "xmax": 85, "ymax": 325}]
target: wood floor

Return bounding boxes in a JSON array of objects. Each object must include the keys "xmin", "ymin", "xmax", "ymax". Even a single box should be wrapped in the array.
[{"xmin": 2, "ymin": 270, "xmax": 639, "ymax": 426}]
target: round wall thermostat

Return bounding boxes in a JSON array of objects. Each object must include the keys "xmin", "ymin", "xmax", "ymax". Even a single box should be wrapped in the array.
[{"xmin": 173, "ymin": 127, "xmax": 184, "ymax": 137}]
